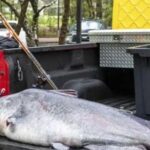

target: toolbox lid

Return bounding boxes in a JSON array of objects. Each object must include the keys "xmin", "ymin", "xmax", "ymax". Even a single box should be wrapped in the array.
[
  {"xmin": 89, "ymin": 29, "xmax": 150, "ymax": 35},
  {"xmin": 89, "ymin": 30, "xmax": 150, "ymax": 43}
]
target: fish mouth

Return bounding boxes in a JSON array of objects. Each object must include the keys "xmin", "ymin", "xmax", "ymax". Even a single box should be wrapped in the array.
[
  {"xmin": 0, "ymin": 132, "xmax": 4, "ymax": 136},
  {"xmin": 0, "ymin": 115, "xmax": 9, "ymax": 136},
  {"xmin": 0, "ymin": 126, "xmax": 5, "ymax": 136}
]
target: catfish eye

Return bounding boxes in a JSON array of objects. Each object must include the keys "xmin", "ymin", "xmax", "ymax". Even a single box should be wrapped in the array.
[
  {"xmin": 6, "ymin": 117, "xmax": 15, "ymax": 127},
  {"xmin": 5, "ymin": 118, "xmax": 15, "ymax": 132},
  {"xmin": 6, "ymin": 120, "xmax": 10, "ymax": 126}
]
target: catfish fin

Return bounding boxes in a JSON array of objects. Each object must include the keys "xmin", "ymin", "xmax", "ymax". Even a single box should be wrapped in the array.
[{"xmin": 52, "ymin": 143, "xmax": 70, "ymax": 150}]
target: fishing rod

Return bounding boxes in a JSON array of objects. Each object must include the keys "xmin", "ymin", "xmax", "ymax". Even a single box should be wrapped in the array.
[{"xmin": 0, "ymin": 13, "xmax": 58, "ymax": 90}]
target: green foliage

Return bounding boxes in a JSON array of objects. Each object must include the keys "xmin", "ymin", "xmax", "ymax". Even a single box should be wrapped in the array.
[
  {"xmin": 103, "ymin": 1, "xmax": 113, "ymax": 27},
  {"xmin": 38, "ymin": 15, "xmax": 61, "ymax": 37},
  {"xmin": 39, "ymin": 15, "xmax": 59, "ymax": 28},
  {"xmin": 1, "ymin": 0, "xmax": 113, "ymax": 38},
  {"xmin": 68, "ymin": 0, "xmax": 113, "ymax": 27},
  {"xmin": 82, "ymin": 1, "xmax": 92, "ymax": 19}
]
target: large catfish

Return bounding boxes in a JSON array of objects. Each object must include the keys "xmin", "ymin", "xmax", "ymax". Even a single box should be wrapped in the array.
[{"xmin": 0, "ymin": 89, "xmax": 149, "ymax": 149}]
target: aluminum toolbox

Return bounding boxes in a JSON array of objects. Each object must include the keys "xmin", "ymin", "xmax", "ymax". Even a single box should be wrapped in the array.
[{"xmin": 89, "ymin": 29, "xmax": 150, "ymax": 68}]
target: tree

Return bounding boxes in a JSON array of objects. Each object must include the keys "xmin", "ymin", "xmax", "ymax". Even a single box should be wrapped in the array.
[
  {"xmin": 1, "ymin": 0, "xmax": 19, "ymax": 18},
  {"xmin": 86, "ymin": 0, "xmax": 95, "ymax": 18},
  {"xmin": 1, "ymin": 0, "xmax": 34, "ymax": 45},
  {"xmin": 1, "ymin": 0, "xmax": 57, "ymax": 46},
  {"xmin": 102, "ymin": 0, "xmax": 113, "ymax": 26},
  {"xmin": 96, "ymin": 0, "xmax": 102, "ymax": 19},
  {"xmin": 15, "ymin": 0, "xmax": 29, "ymax": 34},
  {"xmin": 59, "ymin": 0, "xmax": 70, "ymax": 44},
  {"xmin": 0, "ymin": 0, "xmax": 113, "ymax": 46},
  {"xmin": 29, "ymin": 0, "xmax": 57, "ymax": 45}
]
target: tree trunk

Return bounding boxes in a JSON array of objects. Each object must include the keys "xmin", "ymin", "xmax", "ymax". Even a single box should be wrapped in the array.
[
  {"xmin": 30, "ymin": 0, "xmax": 39, "ymax": 46},
  {"xmin": 86, "ymin": 0, "xmax": 95, "ymax": 18},
  {"xmin": 96, "ymin": 0, "xmax": 102, "ymax": 19},
  {"xmin": 1, "ymin": 0, "xmax": 34, "ymax": 46},
  {"xmin": 16, "ymin": 0, "xmax": 29, "ymax": 34},
  {"xmin": 1, "ymin": 0, "xmax": 19, "ymax": 17},
  {"xmin": 30, "ymin": 0, "xmax": 57, "ymax": 46},
  {"xmin": 59, "ymin": 0, "xmax": 70, "ymax": 44}
]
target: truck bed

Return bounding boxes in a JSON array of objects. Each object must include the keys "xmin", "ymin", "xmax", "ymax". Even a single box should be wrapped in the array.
[
  {"xmin": 100, "ymin": 96, "xmax": 135, "ymax": 114},
  {"xmin": 0, "ymin": 43, "xmax": 137, "ymax": 149}
]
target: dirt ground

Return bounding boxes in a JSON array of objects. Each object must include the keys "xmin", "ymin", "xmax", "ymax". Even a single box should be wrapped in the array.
[{"xmin": 39, "ymin": 38, "xmax": 58, "ymax": 46}]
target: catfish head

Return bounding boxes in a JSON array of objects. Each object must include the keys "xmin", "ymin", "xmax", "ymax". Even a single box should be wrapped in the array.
[{"xmin": 0, "ymin": 93, "xmax": 21, "ymax": 136}]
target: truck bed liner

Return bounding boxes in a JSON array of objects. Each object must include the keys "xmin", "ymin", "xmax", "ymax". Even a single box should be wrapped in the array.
[{"xmin": 100, "ymin": 96, "xmax": 135, "ymax": 114}]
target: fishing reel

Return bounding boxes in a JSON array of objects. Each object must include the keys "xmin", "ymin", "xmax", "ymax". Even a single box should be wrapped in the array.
[{"xmin": 32, "ymin": 75, "xmax": 49, "ymax": 89}]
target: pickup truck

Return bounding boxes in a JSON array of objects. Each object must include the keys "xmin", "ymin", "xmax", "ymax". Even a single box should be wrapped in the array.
[
  {"xmin": 5, "ymin": 39, "xmax": 150, "ymax": 150},
  {"xmin": 0, "ymin": 42, "xmax": 137, "ymax": 149}
]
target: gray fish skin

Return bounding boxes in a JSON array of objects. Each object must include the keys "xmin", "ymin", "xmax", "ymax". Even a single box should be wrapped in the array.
[
  {"xmin": 84, "ymin": 145, "xmax": 147, "ymax": 150},
  {"xmin": 0, "ymin": 89, "xmax": 150, "ymax": 148}
]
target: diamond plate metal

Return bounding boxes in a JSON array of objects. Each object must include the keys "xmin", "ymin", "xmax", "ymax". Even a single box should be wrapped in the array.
[
  {"xmin": 89, "ymin": 30, "xmax": 150, "ymax": 43},
  {"xmin": 100, "ymin": 43, "xmax": 138, "ymax": 68},
  {"xmin": 89, "ymin": 30, "xmax": 150, "ymax": 68}
]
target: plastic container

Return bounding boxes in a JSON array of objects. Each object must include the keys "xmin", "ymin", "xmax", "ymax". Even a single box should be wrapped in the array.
[
  {"xmin": 128, "ymin": 44, "xmax": 150, "ymax": 119},
  {"xmin": 113, "ymin": 0, "xmax": 150, "ymax": 29}
]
